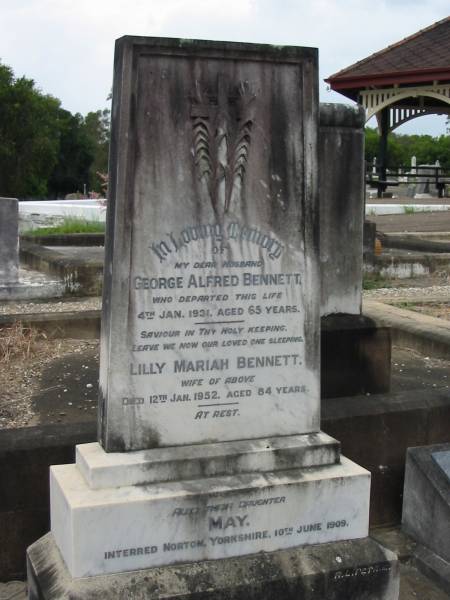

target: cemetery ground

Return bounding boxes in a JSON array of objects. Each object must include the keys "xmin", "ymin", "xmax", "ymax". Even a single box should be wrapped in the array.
[
  {"xmin": 1, "ymin": 210, "xmax": 450, "ymax": 598},
  {"xmin": 0, "ymin": 311, "xmax": 449, "ymax": 430},
  {"xmin": 1, "ymin": 317, "xmax": 449, "ymax": 596}
]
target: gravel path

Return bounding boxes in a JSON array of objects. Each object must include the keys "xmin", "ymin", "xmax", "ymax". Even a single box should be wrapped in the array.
[
  {"xmin": 0, "ymin": 297, "xmax": 101, "ymax": 315},
  {"xmin": 364, "ymin": 285, "xmax": 450, "ymax": 300},
  {"xmin": 0, "ymin": 286, "xmax": 448, "ymax": 315}
]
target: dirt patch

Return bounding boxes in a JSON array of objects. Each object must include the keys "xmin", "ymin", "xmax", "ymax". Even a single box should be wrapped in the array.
[
  {"xmin": 1, "ymin": 329, "xmax": 449, "ymax": 429},
  {"xmin": 31, "ymin": 346, "xmax": 99, "ymax": 425},
  {"xmin": 368, "ymin": 210, "xmax": 450, "ymax": 234},
  {"xmin": 391, "ymin": 346, "xmax": 450, "ymax": 393},
  {"xmin": 401, "ymin": 302, "xmax": 450, "ymax": 322},
  {"xmin": 0, "ymin": 323, "xmax": 99, "ymax": 429}
]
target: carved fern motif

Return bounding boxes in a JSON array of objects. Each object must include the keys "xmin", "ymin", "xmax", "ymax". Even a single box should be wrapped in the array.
[
  {"xmin": 191, "ymin": 78, "xmax": 256, "ymax": 215},
  {"xmin": 191, "ymin": 81, "xmax": 213, "ymax": 186},
  {"xmin": 225, "ymin": 81, "xmax": 255, "ymax": 212},
  {"xmin": 192, "ymin": 120, "xmax": 212, "ymax": 181}
]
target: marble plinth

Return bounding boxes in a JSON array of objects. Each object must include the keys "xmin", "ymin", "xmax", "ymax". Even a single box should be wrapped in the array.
[
  {"xmin": 50, "ymin": 448, "xmax": 370, "ymax": 578},
  {"xmin": 27, "ymin": 533, "xmax": 400, "ymax": 600},
  {"xmin": 77, "ymin": 432, "xmax": 340, "ymax": 489}
]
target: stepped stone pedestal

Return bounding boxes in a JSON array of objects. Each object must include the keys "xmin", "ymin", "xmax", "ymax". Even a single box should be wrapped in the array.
[
  {"xmin": 27, "ymin": 432, "xmax": 400, "ymax": 599},
  {"xmin": 49, "ymin": 434, "xmax": 369, "ymax": 578}
]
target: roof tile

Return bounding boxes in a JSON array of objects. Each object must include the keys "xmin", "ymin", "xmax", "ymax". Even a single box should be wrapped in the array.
[{"xmin": 329, "ymin": 16, "xmax": 450, "ymax": 81}]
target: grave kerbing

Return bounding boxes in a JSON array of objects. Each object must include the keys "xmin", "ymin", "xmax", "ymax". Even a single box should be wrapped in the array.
[{"xmin": 27, "ymin": 37, "xmax": 399, "ymax": 599}]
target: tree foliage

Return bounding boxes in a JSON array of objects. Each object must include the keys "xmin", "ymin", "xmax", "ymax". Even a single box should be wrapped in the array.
[
  {"xmin": 47, "ymin": 110, "xmax": 94, "ymax": 198},
  {"xmin": 0, "ymin": 60, "xmax": 110, "ymax": 199},
  {"xmin": 365, "ymin": 126, "xmax": 450, "ymax": 170},
  {"xmin": 0, "ymin": 62, "xmax": 60, "ymax": 197},
  {"xmin": 83, "ymin": 109, "xmax": 110, "ymax": 193}
]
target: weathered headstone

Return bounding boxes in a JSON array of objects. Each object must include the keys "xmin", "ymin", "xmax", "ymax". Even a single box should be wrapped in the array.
[
  {"xmin": 27, "ymin": 37, "xmax": 399, "ymax": 599},
  {"xmin": 0, "ymin": 197, "xmax": 65, "ymax": 301},
  {"xmin": 99, "ymin": 38, "xmax": 320, "ymax": 452},
  {"xmin": 415, "ymin": 164, "xmax": 434, "ymax": 196},
  {"xmin": 0, "ymin": 197, "xmax": 19, "ymax": 283}
]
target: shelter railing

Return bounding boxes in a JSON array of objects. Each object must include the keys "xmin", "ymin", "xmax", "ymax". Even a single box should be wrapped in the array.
[{"xmin": 366, "ymin": 164, "xmax": 450, "ymax": 199}]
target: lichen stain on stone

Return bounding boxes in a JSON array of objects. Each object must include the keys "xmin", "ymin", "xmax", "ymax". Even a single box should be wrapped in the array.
[
  {"xmin": 139, "ymin": 425, "xmax": 161, "ymax": 450},
  {"xmin": 106, "ymin": 433, "xmax": 126, "ymax": 453}
]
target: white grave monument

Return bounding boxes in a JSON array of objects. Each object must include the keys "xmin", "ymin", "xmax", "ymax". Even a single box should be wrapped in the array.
[{"xmin": 27, "ymin": 37, "xmax": 399, "ymax": 600}]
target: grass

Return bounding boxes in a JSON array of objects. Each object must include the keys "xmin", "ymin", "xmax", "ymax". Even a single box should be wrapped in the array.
[
  {"xmin": 362, "ymin": 274, "xmax": 389, "ymax": 290},
  {"xmin": 403, "ymin": 205, "xmax": 416, "ymax": 214},
  {"xmin": 23, "ymin": 217, "xmax": 105, "ymax": 236},
  {"xmin": 0, "ymin": 322, "xmax": 46, "ymax": 363},
  {"xmin": 394, "ymin": 301, "xmax": 416, "ymax": 309}
]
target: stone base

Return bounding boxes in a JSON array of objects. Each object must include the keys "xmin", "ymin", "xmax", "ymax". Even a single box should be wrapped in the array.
[
  {"xmin": 27, "ymin": 532, "xmax": 399, "ymax": 600},
  {"xmin": 76, "ymin": 432, "xmax": 340, "ymax": 488},
  {"xmin": 402, "ymin": 444, "xmax": 450, "ymax": 563},
  {"xmin": 47, "ymin": 434, "xmax": 370, "ymax": 578},
  {"xmin": 363, "ymin": 220, "xmax": 377, "ymax": 261},
  {"xmin": 0, "ymin": 268, "xmax": 63, "ymax": 301},
  {"xmin": 414, "ymin": 543, "xmax": 450, "ymax": 596},
  {"xmin": 321, "ymin": 314, "xmax": 391, "ymax": 398}
]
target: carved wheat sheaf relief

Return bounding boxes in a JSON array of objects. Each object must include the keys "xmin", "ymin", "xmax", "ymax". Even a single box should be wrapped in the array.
[
  {"xmin": 191, "ymin": 77, "xmax": 256, "ymax": 215},
  {"xmin": 192, "ymin": 81, "xmax": 213, "ymax": 184}
]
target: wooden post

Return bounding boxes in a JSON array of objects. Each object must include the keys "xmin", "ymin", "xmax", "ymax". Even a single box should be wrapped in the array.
[{"xmin": 378, "ymin": 108, "xmax": 389, "ymax": 198}]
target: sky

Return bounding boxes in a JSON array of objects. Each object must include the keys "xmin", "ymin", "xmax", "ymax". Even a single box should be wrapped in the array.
[{"xmin": 0, "ymin": 0, "xmax": 449, "ymax": 136}]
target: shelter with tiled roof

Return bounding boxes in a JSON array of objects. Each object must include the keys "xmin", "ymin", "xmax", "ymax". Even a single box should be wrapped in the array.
[{"xmin": 326, "ymin": 16, "xmax": 450, "ymax": 181}]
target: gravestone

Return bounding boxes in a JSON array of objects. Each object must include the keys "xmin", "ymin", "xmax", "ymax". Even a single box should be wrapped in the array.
[
  {"xmin": 0, "ymin": 197, "xmax": 64, "ymax": 300},
  {"xmin": 98, "ymin": 38, "xmax": 321, "ymax": 452},
  {"xmin": 415, "ymin": 164, "xmax": 438, "ymax": 197},
  {"xmin": 27, "ymin": 37, "xmax": 399, "ymax": 599},
  {"xmin": 0, "ymin": 197, "xmax": 19, "ymax": 283}
]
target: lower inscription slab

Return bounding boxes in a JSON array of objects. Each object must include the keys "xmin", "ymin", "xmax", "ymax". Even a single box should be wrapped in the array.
[
  {"xmin": 27, "ymin": 533, "xmax": 400, "ymax": 600},
  {"xmin": 50, "ymin": 455, "xmax": 370, "ymax": 578}
]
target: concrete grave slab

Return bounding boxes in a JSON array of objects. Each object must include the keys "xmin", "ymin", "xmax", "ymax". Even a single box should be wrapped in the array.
[
  {"xmin": 433, "ymin": 449, "xmax": 450, "ymax": 478},
  {"xmin": 402, "ymin": 443, "xmax": 450, "ymax": 591},
  {"xmin": 0, "ymin": 267, "xmax": 64, "ymax": 301}
]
